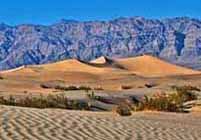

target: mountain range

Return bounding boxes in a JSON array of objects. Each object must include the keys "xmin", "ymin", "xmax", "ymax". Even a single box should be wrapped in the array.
[{"xmin": 0, "ymin": 17, "xmax": 201, "ymax": 70}]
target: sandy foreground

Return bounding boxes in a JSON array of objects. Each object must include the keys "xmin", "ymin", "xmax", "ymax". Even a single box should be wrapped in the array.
[{"xmin": 0, "ymin": 106, "xmax": 201, "ymax": 140}]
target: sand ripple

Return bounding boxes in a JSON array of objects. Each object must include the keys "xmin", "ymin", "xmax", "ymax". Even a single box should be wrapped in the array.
[{"xmin": 0, "ymin": 106, "xmax": 201, "ymax": 140}]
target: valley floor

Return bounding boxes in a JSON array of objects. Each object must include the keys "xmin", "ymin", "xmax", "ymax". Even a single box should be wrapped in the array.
[{"xmin": 0, "ymin": 105, "xmax": 201, "ymax": 140}]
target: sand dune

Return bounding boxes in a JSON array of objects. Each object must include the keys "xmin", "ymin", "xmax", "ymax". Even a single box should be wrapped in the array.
[
  {"xmin": 0, "ymin": 65, "xmax": 38, "ymax": 74},
  {"xmin": 2, "ymin": 55, "xmax": 199, "ymax": 78},
  {"xmin": 0, "ymin": 66, "xmax": 39, "ymax": 77},
  {"xmin": 0, "ymin": 59, "xmax": 114, "ymax": 79},
  {"xmin": 0, "ymin": 106, "xmax": 201, "ymax": 140},
  {"xmin": 36, "ymin": 59, "xmax": 108, "ymax": 73},
  {"xmin": 0, "ymin": 59, "xmax": 121, "ymax": 92},
  {"xmin": 114, "ymin": 55, "xmax": 200, "ymax": 77},
  {"xmin": 0, "ymin": 56, "xmax": 201, "ymax": 140},
  {"xmin": 0, "ymin": 59, "xmax": 108, "ymax": 75},
  {"xmin": 0, "ymin": 55, "xmax": 200, "ymax": 93},
  {"xmin": 90, "ymin": 55, "xmax": 200, "ymax": 77},
  {"xmin": 0, "ymin": 65, "xmax": 27, "ymax": 73}
]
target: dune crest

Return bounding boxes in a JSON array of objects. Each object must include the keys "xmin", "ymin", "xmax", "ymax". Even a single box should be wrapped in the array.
[
  {"xmin": 0, "ymin": 55, "xmax": 200, "ymax": 93},
  {"xmin": 1, "ymin": 55, "xmax": 200, "ymax": 78},
  {"xmin": 36, "ymin": 59, "xmax": 106, "ymax": 73},
  {"xmin": 0, "ymin": 65, "xmax": 37, "ymax": 75},
  {"xmin": 90, "ymin": 56, "xmax": 107, "ymax": 64}
]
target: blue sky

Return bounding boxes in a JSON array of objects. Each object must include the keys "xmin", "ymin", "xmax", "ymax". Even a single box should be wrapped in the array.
[{"xmin": 0, "ymin": 0, "xmax": 201, "ymax": 25}]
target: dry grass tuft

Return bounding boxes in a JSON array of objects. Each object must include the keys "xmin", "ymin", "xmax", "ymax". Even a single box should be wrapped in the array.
[
  {"xmin": 135, "ymin": 86, "xmax": 199, "ymax": 112},
  {"xmin": 0, "ymin": 94, "xmax": 91, "ymax": 110},
  {"xmin": 40, "ymin": 83, "xmax": 92, "ymax": 91},
  {"xmin": 121, "ymin": 85, "xmax": 133, "ymax": 90},
  {"xmin": 115, "ymin": 103, "xmax": 132, "ymax": 116}
]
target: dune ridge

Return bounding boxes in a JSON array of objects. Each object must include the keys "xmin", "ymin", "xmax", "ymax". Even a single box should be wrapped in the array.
[
  {"xmin": 1, "ymin": 55, "xmax": 200, "ymax": 78},
  {"xmin": 90, "ymin": 56, "xmax": 107, "ymax": 64},
  {"xmin": 35, "ymin": 59, "xmax": 107, "ymax": 73},
  {"xmin": 114, "ymin": 55, "xmax": 200, "ymax": 77}
]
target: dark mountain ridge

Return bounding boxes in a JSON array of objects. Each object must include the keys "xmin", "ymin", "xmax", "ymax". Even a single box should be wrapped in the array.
[{"xmin": 0, "ymin": 17, "xmax": 201, "ymax": 70}]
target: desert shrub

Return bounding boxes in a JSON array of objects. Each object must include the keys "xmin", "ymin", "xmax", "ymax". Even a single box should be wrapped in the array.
[
  {"xmin": 55, "ymin": 85, "xmax": 77, "ymax": 91},
  {"xmin": 87, "ymin": 91, "xmax": 102, "ymax": 100},
  {"xmin": 78, "ymin": 86, "xmax": 92, "ymax": 91},
  {"xmin": 67, "ymin": 100, "xmax": 90, "ymax": 110},
  {"xmin": 135, "ymin": 86, "xmax": 198, "ymax": 112},
  {"xmin": 49, "ymin": 94, "xmax": 69, "ymax": 108},
  {"xmin": 121, "ymin": 85, "xmax": 133, "ymax": 90},
  {"xmin": 87, "ymin": 91, "xmax": 95, "ymax": 99},
  {"xmin": 40, "ymin": 83, "xmax": 52, "ymax": 89},
  {"xmin": 93, "ymin": 87, "xmax": 104, "ymax": 90},
  {"xmin": 172, "ymin": 85, "xmax": 199, "ymax": 101},
  {"xmin": 0, "ymin": 94, "xmax": 91, "ymax": 110},
  {"xmin": 41, "ymin": 84, "xmax": 93, "ymax": 91},
  {"xmin": 115, "ymin": 103, "xmax": 132, "ymax": 116},
  {"xmin": 6, "ymin": 96, "xmax": 16, "ymax": 106},
  {"xmin": 136, "ymin": 94, "xmax": 179, "ymax": 112},
  {"xmin": 0, "ymin": 96, "xmax": 16, "ymax": 106},
  {"xmin": 145, "ymin": 83, "xmax": 157, "ymax": 88},
  {"xmin": 172, "ymin": 85, "xmax": 200, "ymax": 92}
]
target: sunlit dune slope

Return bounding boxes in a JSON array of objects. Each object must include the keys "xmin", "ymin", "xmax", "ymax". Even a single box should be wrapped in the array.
[
  {"xmin": 0, "ymin": 55, "xmax": 200, "ymax": 93},
  {"xmin": 0, "ymin": 65, "xmax": 38, "ymax": 76},
  {"xmin": 1, "ymin": 59, "xmax": 112, "ymax": 75},
  {"xmin": 0, "ymin": 59, "xmax": 121, "ymax": 83},
  {"xmin": 90, "ymin": 56, "xmax": 108, "ymax": 64},
  {"xmin": 114, "ymin": 55, "xmax": 200, "ymax": 77},
  {"xmin": 1, "ymin": 55, "xmax": 200, "ymax": 79},
  {"xmin": 35, "ymin": 59, "xmax": 107, "ymax": 73}
]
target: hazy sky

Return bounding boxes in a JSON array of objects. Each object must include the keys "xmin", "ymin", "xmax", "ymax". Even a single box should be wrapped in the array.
[{"xmin": 0, "ymin": 0, "xmax": 201, "ymax": 25}]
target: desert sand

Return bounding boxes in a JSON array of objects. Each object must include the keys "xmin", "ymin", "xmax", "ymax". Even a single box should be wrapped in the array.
[
  {"xmin": 0, "ymin": 105, "xmax": 201, "ymax": 140},
  {"xmin": 116, "ymin": 55, "xmax": 200, "ymax": 77},
  {"xmin": 0, "ymin": 55, "xmax": 200, "ymax": 95},
  {"xmin": 0, "ymin": 56, "xmax": 201, "ymax": 140}
]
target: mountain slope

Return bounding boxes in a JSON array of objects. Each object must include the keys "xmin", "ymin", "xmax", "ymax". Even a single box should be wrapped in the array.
[{"xmin": 0, "ymin": 17, "xmax": 201, "ymax": 70}]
